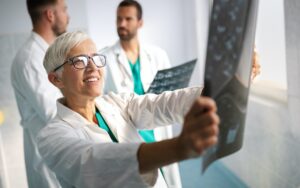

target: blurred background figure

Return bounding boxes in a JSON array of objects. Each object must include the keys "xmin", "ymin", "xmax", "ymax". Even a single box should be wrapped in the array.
[{"xmin": 10, "ymin": 0, "xmax": 69, "ymax": 187}]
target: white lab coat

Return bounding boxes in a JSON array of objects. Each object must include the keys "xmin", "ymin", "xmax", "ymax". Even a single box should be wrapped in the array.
[
  {"xmin": 102, "ymin": 41, "xmax": 170, "ymax": 94},
  {"xmin": 11, "ymin": 32, "xmax": 62, "ymax": 188},
  {"xmin": 101, "ymin": 41, "xmax": 182, "ymax": 187},
  {"xmin": 37, "ymin": 87, "xmax": 202, "ymax": 188}
]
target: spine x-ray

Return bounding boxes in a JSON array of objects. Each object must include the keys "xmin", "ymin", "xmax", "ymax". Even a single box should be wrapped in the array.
[{"xmin": 202, "ymin": 0, "xmax": 259, "ymax": 172}]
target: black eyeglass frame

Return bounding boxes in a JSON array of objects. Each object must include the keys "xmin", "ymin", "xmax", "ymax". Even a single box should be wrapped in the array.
[{"xmin": 53, "ymin": 53, "xmax": 106, "ymax": 72}]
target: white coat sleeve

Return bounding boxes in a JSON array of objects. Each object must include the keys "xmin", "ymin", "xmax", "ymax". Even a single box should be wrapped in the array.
[
  {"xmin": 37, "ymin": 124, "xmax": 149, "ymax": 188},
  {"xmin": 110, "ymin": 87, "xmax": 202, "ymax": 130}
]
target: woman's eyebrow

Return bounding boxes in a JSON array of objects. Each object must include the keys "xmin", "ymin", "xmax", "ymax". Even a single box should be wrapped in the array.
[{"xmin": 67, "ymin": 54, "xmax": 87, "ymax": 58}]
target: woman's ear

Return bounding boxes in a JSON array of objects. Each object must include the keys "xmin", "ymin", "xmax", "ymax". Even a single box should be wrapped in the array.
[{"xmin": 48, "ymin": 72, "xmax": 64, "ymax": 89}]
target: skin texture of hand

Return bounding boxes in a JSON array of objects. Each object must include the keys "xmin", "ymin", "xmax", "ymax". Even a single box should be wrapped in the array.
[{"xmin": 137, "ymin": 97, "xmax": 219, "ymax": 174}]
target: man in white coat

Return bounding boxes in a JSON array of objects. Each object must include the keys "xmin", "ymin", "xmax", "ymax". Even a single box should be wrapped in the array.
[
  {"xmin": 101, "ymin": 1, "xmax": 182, "ymax": 187},
  {"xmin": 10, "ymin": 0, "xmax": 69, "ymax": 187}
]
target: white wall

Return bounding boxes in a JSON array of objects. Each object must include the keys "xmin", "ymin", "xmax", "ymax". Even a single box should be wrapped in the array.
[
  {"xmin": 0, "ymin": 0, "xmax": 31, "ymax": 35},
  {"xmin": 285, "ymin": 1, "xmax": 300, "ymax": 138},
  {"xmin": 85, "ymin": 0, "xmax": 119, "ymax": 48},
  {"xmin": 86, "ymin": 0, "xmax": 197, "ymax": 67},
  {"xmin": 255, "ymin": 0, "xmax": 287, "ymax": 88},
  {"xmin": 193, "ymin": 0, "xmax": 211, "ymax": 86}
]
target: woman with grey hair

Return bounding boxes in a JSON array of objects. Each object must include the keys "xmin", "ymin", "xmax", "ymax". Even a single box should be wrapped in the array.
[{"xmin": 37, "ymin": 31, "xmax": 219, "ymax": 188}]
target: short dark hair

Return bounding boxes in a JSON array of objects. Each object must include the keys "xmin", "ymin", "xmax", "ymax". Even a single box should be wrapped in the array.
[
  {"xmin": 118, "ymin": 0, "xmax": 143, "ymax": 20},
  {"xmin": 26, "ymin": 0, "xmax": 57, "ymax": 25}
]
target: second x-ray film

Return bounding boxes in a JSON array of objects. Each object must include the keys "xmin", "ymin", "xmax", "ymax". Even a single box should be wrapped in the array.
[
  {"xmin": 202, "ymin": 0, "xmax": 259, "ymax": 172},
  {"xmin": 147, "ymin": 59, "xmax": 197, "ymax": 94}
]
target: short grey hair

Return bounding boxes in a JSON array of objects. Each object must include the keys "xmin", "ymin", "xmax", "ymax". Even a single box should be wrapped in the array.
[{"xmin": 43, "ymin": 31, "xmax": 90, "ymax": 74}]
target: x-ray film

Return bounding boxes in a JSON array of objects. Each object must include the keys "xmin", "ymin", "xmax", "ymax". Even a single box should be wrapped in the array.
[
  {"xmin": 202, "ymin": 0, "xmax": 259, "ymax": 172},
  {"xmin": 147, "ymin": 59, "xmax": 197, "ymax": 94}
]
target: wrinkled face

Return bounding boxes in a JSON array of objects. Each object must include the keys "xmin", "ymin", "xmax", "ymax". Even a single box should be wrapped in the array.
[
  {"xmin": 116, "ymin": 6, "xmax": 142, "ymax": 41},
  {"xmin": 59, "ymin": 39, "xmax": 104, "ymax": 101},
  {"xmin": 52, "ymin": 0, "xmax": 69, "ymax": 36}
]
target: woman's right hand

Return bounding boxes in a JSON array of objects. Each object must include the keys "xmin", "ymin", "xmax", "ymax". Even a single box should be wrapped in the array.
[
  {"xmin": 177, "ymin": 97, "xmax": 220, "ymax": 159},
  {"xmin": 137, "ymin": 96, "xmax": 219, "ymax": 174}
]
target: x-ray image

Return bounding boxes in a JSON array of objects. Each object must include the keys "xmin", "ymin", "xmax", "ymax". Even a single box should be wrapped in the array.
[
  {"xmin": 147, "ymin": 59, "xmax": 197, "ymax": 94},
  {"xmin": 202, "ymin": 0, "xmax": 259, "ymax": 172}
]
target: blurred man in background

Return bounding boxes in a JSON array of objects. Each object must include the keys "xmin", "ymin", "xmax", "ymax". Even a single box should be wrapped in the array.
[{"xmin": 11, "ymin": 0, "xmax": 69, "ymax": 187}]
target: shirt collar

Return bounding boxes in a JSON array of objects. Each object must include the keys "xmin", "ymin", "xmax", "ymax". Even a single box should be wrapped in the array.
[
  {"xmin": 56, "ymin": 98, "xmax": 92, "ymax": 128},
  {"xmin": 31, "ymin": 31, "xmax": 49, "ymax": 52},
  {"xmin": 113, "ymin": 40, "xmax": 144, "ymax": 55}
]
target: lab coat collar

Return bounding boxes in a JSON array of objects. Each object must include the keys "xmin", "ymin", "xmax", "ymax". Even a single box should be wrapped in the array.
[
  {"xmin": 56, "ymin": 98, "xmax": 118, "ymax": 142},
  {"xmin": 113, "ymin": 41, "xmax": 132, "ymax": 80},
  {"xmin": 31, "ymin": 31, "xmax": 49, "ymax": 53},
  {"xmin": 113, "ymin": 41, "xmax": 154, "ymax": 91},
  {"xmin": 94, "ymin": 97, "xmax": 120, "ymax": 141},
  {"xmin": 56, "ymin": 98, "xmax": 92, "ymax": 129},
  {"xmin": 95, "ymin": 96, "xmax": 142, "ymax": 143},
  {"xmin": 113, "ymin": 40, "xmax": 148, "ymax": 62},
  {"xmin": 139, "ymin": 46, "xmax": 154, "ymax": 91},
  {"xmin": 55, "ymin": 97, "xmax": 141, "ymax": 143}
]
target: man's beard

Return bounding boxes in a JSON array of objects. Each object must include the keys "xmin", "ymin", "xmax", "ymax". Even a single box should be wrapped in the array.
[
  {"xmin": 117, "ymin": 28, "xmax": 135, "ymax": 41},
  {"xmin": 52, "ymin": 23, "xmax": 66, "ymax": 37}
]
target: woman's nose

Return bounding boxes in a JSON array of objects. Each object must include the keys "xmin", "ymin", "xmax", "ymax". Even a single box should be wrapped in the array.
[{"xmin": 85, "ymin": 59, "xmax": 98, "ymax": 71}]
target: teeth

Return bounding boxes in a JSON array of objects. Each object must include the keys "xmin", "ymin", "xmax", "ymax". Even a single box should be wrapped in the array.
[{"xmin": 85, "ymin": 77, "xmax": 98, "ymax": 82}]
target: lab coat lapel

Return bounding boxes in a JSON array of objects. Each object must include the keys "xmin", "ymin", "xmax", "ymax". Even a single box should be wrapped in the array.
[
  {"xmin": 114, "ymin": 42, "xmax": 133, "ymax": 81},
  {"xmin": 56, "ymin": 99, "xmax": 91, "ymax": 128},
  {"xmin": 139, "ymin": 46, "xmax": 155, "ymax": 92},
  {"xmin": 32, "ymin": 31, "xmax": 49, "ymax": 53},
  {"xmin": 95, "ymin": 99, "xmax": 119, "ymax": 141},
  {"xmin": 56, "ymin": 99, "xmax": 114, "ymax": 142},
  {"xmin": 95, "ymin": 98, "xmax": 142, "ymax": 143}
]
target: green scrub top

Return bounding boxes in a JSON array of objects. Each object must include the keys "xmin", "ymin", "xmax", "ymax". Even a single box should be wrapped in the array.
[
  {"xmin": 129, "ymin": 58, "xmax": 156, "ymax": 143},
  {"xmin": 95, "ymin": 108, "xmax": 118, "ymax": 143}
]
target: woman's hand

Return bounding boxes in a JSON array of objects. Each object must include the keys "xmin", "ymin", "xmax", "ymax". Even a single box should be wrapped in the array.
[
  {"xmin": 178, "ymin": 97, "xmax": 220, "ymax": 159},
  {"xmin": 137, "ymin": 96, "xmax": 219, "ymax": 174}
]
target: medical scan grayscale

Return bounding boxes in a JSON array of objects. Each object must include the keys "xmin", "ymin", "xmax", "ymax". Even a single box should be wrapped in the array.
[
  {"xmin": 202, "ymin": 0, "xmax": 259, "ymax": 172},
  {"xmin": 147, "ymin": 59, "xmax": 197, "ymax": 94}
]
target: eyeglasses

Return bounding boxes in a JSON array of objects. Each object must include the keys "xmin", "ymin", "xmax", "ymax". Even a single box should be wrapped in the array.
[{"xmin": 53, "ymin": 53, "xmax": 106, "ymax": 72}]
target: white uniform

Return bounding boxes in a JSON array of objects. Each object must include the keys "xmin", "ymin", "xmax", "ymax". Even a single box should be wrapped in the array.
[
  {"xmin": 102, "ymin": 41, "xmax": 182, "ymax": 187},
  {"xmin": 37, "ymin": 87, "xmax": 201, "ymax": 188},
  {"xmin": 11, "ymin": 32, "xmax": 62, "ymax": 188}
]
